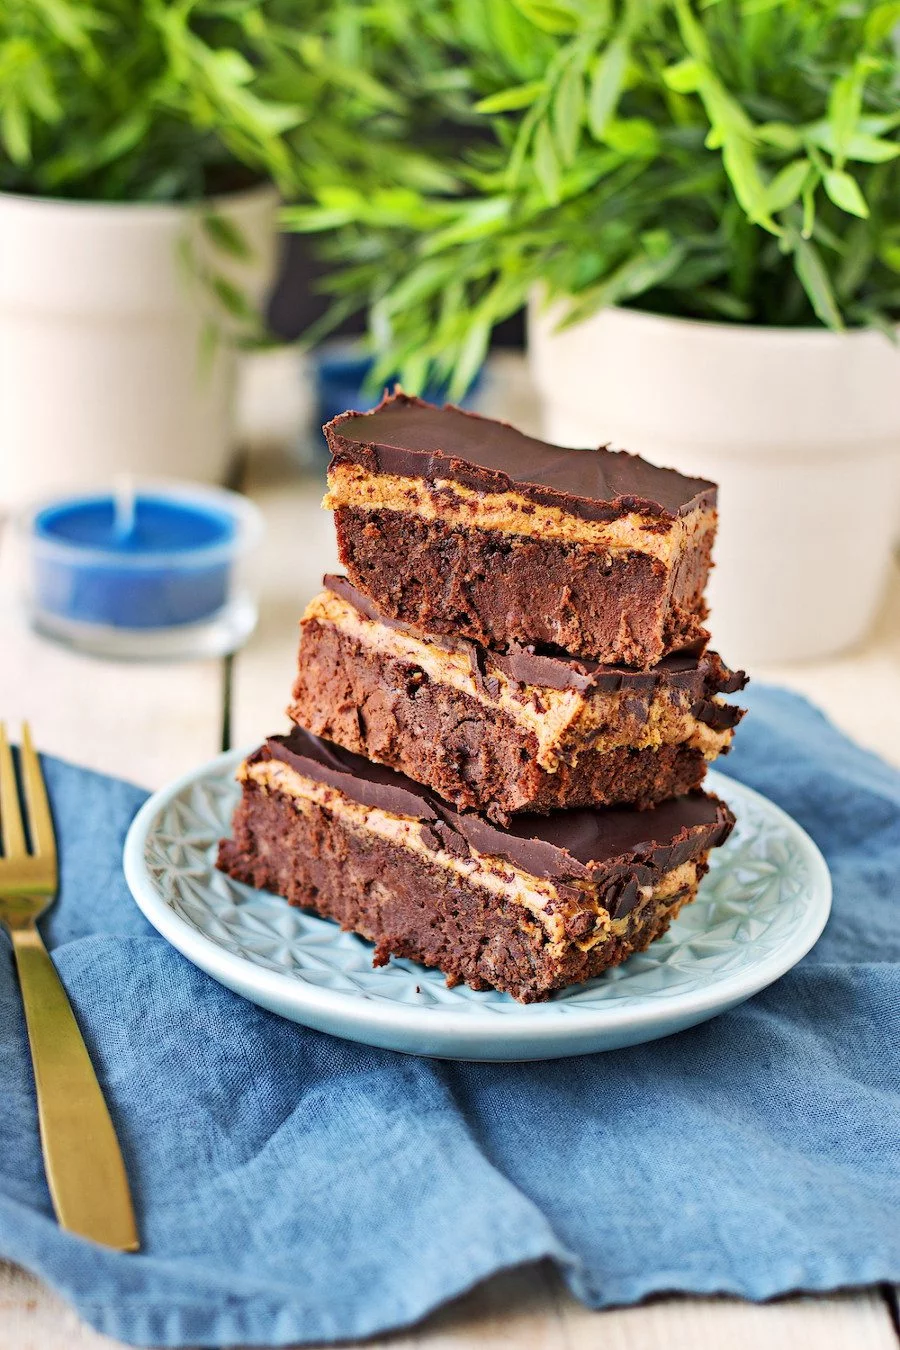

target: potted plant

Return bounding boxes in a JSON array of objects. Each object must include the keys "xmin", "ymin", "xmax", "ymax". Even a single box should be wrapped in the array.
[
  {"xmin": 286, "ymin": 0, "xmax": 900, "ymax": 663},
  {"xmin": 0, "ymin": 0, "xmax": 307, "ymax": 503}
]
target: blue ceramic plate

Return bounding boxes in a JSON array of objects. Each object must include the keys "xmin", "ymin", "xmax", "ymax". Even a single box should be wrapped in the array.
[{"xmin": 124, "ymin": 753, "xmax": 831, "ymax": 1061}]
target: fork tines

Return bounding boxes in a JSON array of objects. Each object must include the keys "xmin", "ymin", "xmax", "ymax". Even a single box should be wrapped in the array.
[{"xmin": 0, "ymin": 724, "xmax": 57, "ymax": 880}]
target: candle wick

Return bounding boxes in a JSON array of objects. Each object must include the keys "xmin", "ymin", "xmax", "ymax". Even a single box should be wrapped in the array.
[{"xmin": 113, "ymin": 476, "xmax": 137, "ymax": 542}]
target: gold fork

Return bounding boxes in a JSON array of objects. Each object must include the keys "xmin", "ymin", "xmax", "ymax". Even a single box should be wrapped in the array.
[{"xmin": 0, "ymin": 723, "xmax": 139, "ymax": 1251}]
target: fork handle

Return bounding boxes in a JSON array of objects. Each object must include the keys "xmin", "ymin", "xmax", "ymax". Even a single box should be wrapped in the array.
[{"xmin": 11, "ymin": 923, "xmax": 140, "ymax": 1251}]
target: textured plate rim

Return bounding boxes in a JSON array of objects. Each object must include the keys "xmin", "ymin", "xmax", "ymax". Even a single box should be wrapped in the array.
[{"xmin": 124, "ymin": 751, "xmax": 832, "ymax": 1045}]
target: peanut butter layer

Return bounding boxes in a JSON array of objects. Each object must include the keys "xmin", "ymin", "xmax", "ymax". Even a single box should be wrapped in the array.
[
  {"xmin": 324, "ymin": 461, "xmax": 716, "ymax": 559},
  {"xmin": 297, "ymin": 580, "xmax": 744, "ymax": 766}
]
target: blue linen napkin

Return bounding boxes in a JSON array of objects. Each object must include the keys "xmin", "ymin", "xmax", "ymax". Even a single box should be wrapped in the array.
[{"xmin": 0, "ymin": 685, "xmax": 898, "ymax": 1348}]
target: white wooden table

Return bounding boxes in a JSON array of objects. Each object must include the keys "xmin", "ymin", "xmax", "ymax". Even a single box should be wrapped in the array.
[{"xmin": 1, "ymin": 365, "xmax": 899, "ymax": 1347}]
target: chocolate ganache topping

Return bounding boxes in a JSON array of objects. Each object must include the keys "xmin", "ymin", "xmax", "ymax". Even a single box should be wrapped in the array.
[
  {"xmin": 325, "ymin": 391, "xmax": 717, "ymax": 523},
  {"xmin": 323, "ymin": 574, "xmax": 747, "ymax": 729},
  {"xmin": 256, "ymin": 727, "xmax": 735, "ymax": 889}
]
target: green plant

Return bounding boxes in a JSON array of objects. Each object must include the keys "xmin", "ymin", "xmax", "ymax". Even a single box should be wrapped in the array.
[
  {"xmin": 0, "ymin": 0, "xmax": 312, "ymax": 200},
  {"xmin": 285, "ymin": 0, "xmax": 900, "ymax": 397}
]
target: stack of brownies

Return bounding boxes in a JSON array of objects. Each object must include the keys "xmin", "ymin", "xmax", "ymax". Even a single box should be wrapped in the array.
[{"xmin": 219, "ymin": 392, "xmax": 747, "ymax": 1002}]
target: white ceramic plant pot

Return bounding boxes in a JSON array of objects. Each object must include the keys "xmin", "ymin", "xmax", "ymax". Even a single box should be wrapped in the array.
[
  {"xmin": 528, "ymin": 301, "xmax": 900, "ymax": 666},
  {"xmin": 0, "ymin": 183, "xmax": 278, "ymax": 506}
]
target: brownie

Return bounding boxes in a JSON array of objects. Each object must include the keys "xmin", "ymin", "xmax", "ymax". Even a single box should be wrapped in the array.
[
  {"xmin": 217, "ymin": 728, "xmax": 735, "ymax": 1003},
  {"xmin": 288, "ymin": 577, "xmax": 747, "ymax": 822},
  {"xmin": 323, "ymin": 392, "xmax": 717, "ymax": 666}
]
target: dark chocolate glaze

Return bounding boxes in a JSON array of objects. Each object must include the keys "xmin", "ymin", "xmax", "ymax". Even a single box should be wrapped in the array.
[
  {"xmin": 325, "ymin": 391, "xmax": 717, "ymax": 523},
  {"xmin": 254, "ymin": 727, "xmax": 735, "ymax": 895},
  {"xmin": 323, "ymin": 573, "xmax": 747, "ymax": 728}
]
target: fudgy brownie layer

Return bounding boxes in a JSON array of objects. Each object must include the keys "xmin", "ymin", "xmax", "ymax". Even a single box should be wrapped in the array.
[
  {"xmin": 218, "ymin": 773, "xmax": 712, "ymax": 1002},
  {"xmin": 289, "ymin": 592, "xmax": 733, "ymax": 819},
  {"xmin": 333, "ymin": 505, "xmax": 712, "ymax": 665}
]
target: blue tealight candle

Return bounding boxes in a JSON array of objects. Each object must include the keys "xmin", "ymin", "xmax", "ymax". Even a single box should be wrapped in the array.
[{"xmin": 25, "ymin": 482, "xmax": 263, "ymax": 660}]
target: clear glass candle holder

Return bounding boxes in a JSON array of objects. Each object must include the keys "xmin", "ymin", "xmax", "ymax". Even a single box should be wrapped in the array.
[{"xmin": 21, "ymin": 480, "xmax": 264, "ymax": 661}]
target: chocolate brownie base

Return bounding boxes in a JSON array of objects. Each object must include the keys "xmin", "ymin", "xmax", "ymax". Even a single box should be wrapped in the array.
[
  {"xmin": 217, "ymin": 729, "xmax": 735, "ymax": 1002},
  {"xmin": 333, "ymin": 505, "xmax": 712, "ymax": 666},
  {"xmin": 289, "ymin": 585, "xmax": 745, "ymax": 820}
]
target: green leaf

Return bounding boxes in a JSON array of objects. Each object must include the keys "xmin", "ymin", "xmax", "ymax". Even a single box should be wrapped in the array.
[
  {"xmin": 324, "ymin": 64, "xmax": 406, "ymax": 114},
  {"xmin": 281, "ymin": 206, "xmax": 355, "ymax": 233},
  {"xmin": 878, "ymin": 241, "xmax": 900, "ymax": 274},
  {"xmin": 533, "ymin": 119, "xmax": 561, "ymax": 202},
  {"xmin": 31, "ymin": 0, "xmax": 100, "ymax": 53},
  {"xmin": 553, "ymin": 61, "xmax": 583, "ymax": 165},
  {"xmin": 332, "ymin": 7, "xmax": 362, "ymax": 68},
  {"xmin": 696, "ymin": 74, "xmax": 756, "ymax": 141},
  {"xmin": 505, "ymin": 100, "xmax": 542, "ymax": 186},
  {"xmin": 297, "ymin": 33, "xmax": 325, "ymax": 66},
  {"xmin": 722, "ymin": 139, "xmax": 779, "ymax": 233},
  {"xmin": 763, "ymin": 159, "xmax": 811, "ymax": 214},
  {"xmin": 449, "ymin": 316, "xmax": 491, "ymax": 401},
  {"xmin": 640, "ymin": 229, "xmax": 674, "ymax": 260},
  {"xmin": 210, "ymin": 49, "xmax": 256, "ymax": 88},
  {"xmin": 398, "ymin": 350, "xmax": 431, "ymax": 395},
  {"xmin": 859, "ymin": 113, "xmax": 900, "ymax": 135},
  {"xmin": 210, "ymin": 275, "xmax": 257, "ymax": 322},
  {"xmin": 1, "ymin": 98, "xmax": 30, "ymax": 164},
  {"xmin": 380, "ymin": 258, "xmax": 458, "ymax": 311},
  {"xmin": 422, "ymin": 197, "xmax": 512, "ymax": 253},
  {"xmin": 835, "ymin": 221, "xmax": 874, "ymax": 298},
  {"xmin": 603, "ymin": 117, "xmax": 659, "ymax": 157},
  {"xmin": 203, "ymin": 213, "xmax": 253, "ymax": 260},
  {"xmin": 805, "ymin": 122, "xmax": 900, "ymax": 164},
  {"xmin": 316, "ymin": 185, "xmax": 365, "ymax": 212},
  {"xmin": 864, "ymin": 2, "xmax": 900, "ymax": 47},
  {"xmin": 199, "ymin": 319, "xmax": 221, "ymax": 380},
  {"xmin": 827, "ymin": 73, "xmax": 860, "ymax": 168},
  {"xmin": 240, "ymin": 95, "xmax": 305, "ymax": 137},
  {"xmin": 662, "ymin": 57, "xmax": 703, "ymax": 94},
  {"xmin": 475, "ymin": 80, "xmax": 546, "ymax": 114},
  {"xmin": 453, "ymin": 0, "xmax": 492, "ymax": 49},
  {"xmin": 588, "ymin": 37, "xmax": 628, "ymax": 139},
  {"xmin": 842, "ymin": 133, "xmax": 899, "ymax": 164},
  {"xmin": 20, "ymin": 58, "xmax": 60, "ymax": 122},
  {"xmin": 94, "ymin": 111, "xmax": 149, "ymax": 164},
  {"xmin": 673, "ymin": 0, "xmax": 712, "ymax": 62},
  {"xmin": 511, "ymin": 0, "xmax": 581, "ymax": 35},
  {"xmin": 801, "ymin": 180, "xmax": 816, "ymax": 238},
  {"xmin": 823, "ymin": 170, "xmax": 869, "ymax": 219},
  {"xmin": 757, "ymin": 122, "xmax": 803, "ymax": 151},
  {"xmin": 489, "ymin": 0, "xmax": 542, "ymax": 79},
  {"xmin": 693, "ymin": 287, "xmax": 753, "ymax": 319},
  {"xmin": 793, "ymin": 234, "xmax": 844, "ymax": 329},
  {"xmin": 827, "ymin": 59, "xmax": 874, "ymax": 169},
  {"xmin": 740, "ymin": 0, "xmax": 787, "ymax": 14}
]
